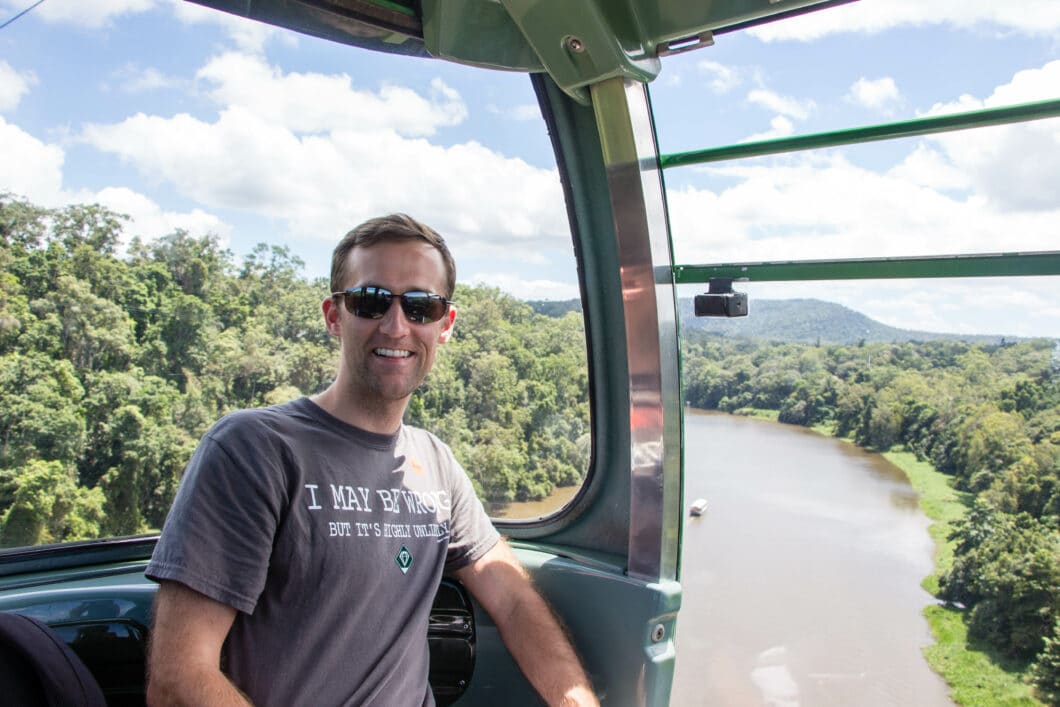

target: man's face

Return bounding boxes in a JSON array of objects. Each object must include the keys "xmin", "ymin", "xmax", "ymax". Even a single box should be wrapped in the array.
[{"xmin": 325, "ymin": 240, "xmax": 456, "ymax": 407}]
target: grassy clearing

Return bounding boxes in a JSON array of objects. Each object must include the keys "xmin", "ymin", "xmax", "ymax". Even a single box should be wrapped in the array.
[
  {"xmin": 884, "ymin": 450, "xmax": 1043, "ymax": 706},
  {"xmin": 923, "ymin": 605, "xmax": 1041, "ymax": 706}
]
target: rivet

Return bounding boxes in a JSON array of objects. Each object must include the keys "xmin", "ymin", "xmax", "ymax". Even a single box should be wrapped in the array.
[
  {"xmin": 651, "ymin": 623, "xmax": 666, "ymax": 642},
  {"xmin": 566, "ymin": 36, "xmax": 585, "ymax": 53}
]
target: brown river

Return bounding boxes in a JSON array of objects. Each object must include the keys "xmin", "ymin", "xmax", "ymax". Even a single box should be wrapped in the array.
[
  {"xmin": 497, "ymin": 409, "xmax": 953, "ymax": 705},
  {"xmin": 671, "ymin": 409, "xmax": 953, "ymax": 706}
]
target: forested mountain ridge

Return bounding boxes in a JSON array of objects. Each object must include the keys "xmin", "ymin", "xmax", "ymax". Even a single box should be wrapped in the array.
[
  {"xmin": 532, "ymin": 298, "xmax": 1012, "ymax": 345},
  {"xmin": 679, "ymin": 297, "xmax": 1012, "ymax": 344}
]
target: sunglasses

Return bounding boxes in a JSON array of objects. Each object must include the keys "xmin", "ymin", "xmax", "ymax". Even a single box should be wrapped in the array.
[{"xmin": 331, "ymin": 286, "xmax": 453, "ymax": 324}]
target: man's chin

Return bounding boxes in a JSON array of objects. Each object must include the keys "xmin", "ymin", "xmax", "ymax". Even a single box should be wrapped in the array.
[{"xmin": 368, "ymin": 377, "xmax": 424, "ymax": 403}]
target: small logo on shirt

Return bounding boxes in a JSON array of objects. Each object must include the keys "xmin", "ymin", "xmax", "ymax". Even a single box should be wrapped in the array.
[
  {"xmin": 410, "ymin": 457, "xmax": 425, "ymax": 476},
  {"xmin": 395, "ymin": 545, "xmax": 413, "ymax": 574}
]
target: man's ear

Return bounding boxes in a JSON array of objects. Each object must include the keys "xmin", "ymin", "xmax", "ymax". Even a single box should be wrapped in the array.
[
  {"xmin": 323, "ymin": 296, "xmax": 342, "ymax": 337},
  {"xmin": 438, "ymin": 305, "xmax": 457, "ymax": 344}
]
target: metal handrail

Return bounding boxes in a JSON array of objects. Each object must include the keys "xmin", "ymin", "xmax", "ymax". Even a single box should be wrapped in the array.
[
  {"xmin": 659, "ymin": 98, "xmax": 1060, "ymax": 169},
  {"xmin": 673, "ymin": 251, "xmax": 1060, "ymax": 284}
]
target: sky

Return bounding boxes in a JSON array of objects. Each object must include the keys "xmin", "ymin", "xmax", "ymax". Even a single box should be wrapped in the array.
[{"xmin": 1, "ymin": 0, "xmax": 1059, "ymax": 338}]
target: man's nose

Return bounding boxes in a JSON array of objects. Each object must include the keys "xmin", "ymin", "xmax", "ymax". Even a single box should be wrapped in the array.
[{"xmin": 377, "ymin": 297, "xmax": 411, "ymax": 337}]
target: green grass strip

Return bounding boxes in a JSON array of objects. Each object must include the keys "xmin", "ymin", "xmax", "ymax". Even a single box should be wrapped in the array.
[
  {"xmin": 885, "ymin": 450, "xmax": 1043, "ymax": 706},
  {"xmin": 923, "ymin": 605, "xmax": 1042, "ymax": 706},
  {"xmin": 732, "ymin": 407, "xmax": 780, "ymax": 421}
]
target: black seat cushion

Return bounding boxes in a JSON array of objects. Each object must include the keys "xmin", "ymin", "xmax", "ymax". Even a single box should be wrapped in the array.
[{"xmin": 0, "ymin": 611, "xmax": 107, "ymax": 707}]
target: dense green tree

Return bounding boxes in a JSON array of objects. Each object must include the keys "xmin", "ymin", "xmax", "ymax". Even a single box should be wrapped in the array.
[
  {"xmin": 937, "ymin": 505, "xmax": 1059, "ymax": 660},
  {"xmin": 0, "ymin": 353, "xmax": 85, "ymax": 468},
  {"xmin": 99, "ymin": 405, "xmax": 193, "ymax": 534},
  {"xmin": 1033, "ymin": 618, "xmax": 1060, "ymax": 706},
  {"xmin": 0, "ymin": 460, "xmax": 104, "ymax": 547}
]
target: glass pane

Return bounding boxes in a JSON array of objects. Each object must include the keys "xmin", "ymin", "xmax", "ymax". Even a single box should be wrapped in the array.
[
  {"xmin": 0, "ymin": 4, "xmax": 587, "ymax": 549},
  {"xmin": 652, "ymin": 7, "xmax": 1060, "ymax": 266},
  {"xmin": 654, "ymin": 9, "xmax": 1059, "ymax": 706}
]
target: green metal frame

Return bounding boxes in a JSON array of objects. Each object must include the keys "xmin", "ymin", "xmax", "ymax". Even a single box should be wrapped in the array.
[
  {"xmin": 675, "ymin": 252, "xmax": 1060, "ymax": 284},
  {"xmin": 190, "ymin": 0, "xmax": 850, "ymax": 102},
  {"xmin": 660, "ymin": 97, "xmax": 1060, "ymax": 168}
]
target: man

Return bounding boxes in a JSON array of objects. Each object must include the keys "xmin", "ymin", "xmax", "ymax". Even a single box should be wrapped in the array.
[{"xmin": 145, "ymin": 214, "xmax": 598, "ymax": 706}]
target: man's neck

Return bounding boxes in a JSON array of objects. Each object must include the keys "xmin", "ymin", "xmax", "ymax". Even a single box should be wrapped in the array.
[{"xmin": 311, "ymin": 385, "xmax": 406, "ymax": 434}]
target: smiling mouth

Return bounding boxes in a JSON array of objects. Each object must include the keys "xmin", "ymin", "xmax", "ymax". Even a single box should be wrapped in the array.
[{"xmin": 374, "ymin": 348, "xmax": 412, "ymax": 359}]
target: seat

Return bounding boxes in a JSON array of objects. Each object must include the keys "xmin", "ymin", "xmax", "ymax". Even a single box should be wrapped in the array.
[{"xmin": 0, "ymin": 611, "xmax": 107, "ymax": 707}]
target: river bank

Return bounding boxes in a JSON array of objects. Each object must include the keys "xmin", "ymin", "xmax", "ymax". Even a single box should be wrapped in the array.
[{"xmin": 884, "ymin": 450, "xmax": 1044, "ymax": 707}]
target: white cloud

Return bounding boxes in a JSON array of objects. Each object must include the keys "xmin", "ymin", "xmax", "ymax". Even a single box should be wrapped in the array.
[
  {"xmin": 0, "ymin": 117, "xmax": 226, "ymax": 250},
  {"xmin": 0, "ymin": 61, "xmax": 35, "ymax": 113},
  {"xmin": 86, "ymin": 186, "xmax": 232, "ymax": 247},
  {"xmin": 73, "ymin": 51, "xmax": 565, "ymax": 261},
  {"xmin": 747, "ymin": 89, "xmax": 814, "ymax": 120},
  {"xmin": 109, "ymin": 63, "xmax": 181, "ymax": 93},
  {"xmin": 698, "ymin": 60, "xmax": 741, "ymax": 94},
  {"xmin": 489, "ymin": 103, "xmax": 542, "ymax": 122},
  {"xmin": 922, "ymin": 61, "xmax": 1060, "ymax": 211},
  {"xmin": 747, "ymin": 0, "xmax": 1060, "ymax": 42},
  {"xmin": 668, "ymin": 151, "xmax": 1058, "ymax": 268},
  {"xmin": 888, "ymin": 144, "xmax": 969, "ymax": 192},
  {"xmin": 0, "ymin": 0, "xmax": 157, "ymax": 28},
  {"xmin": 0, "ymin": 117, "xmax": 65, "ymax": 202},
  {"xmin": 924, "ymin": 61, "xmax": 1060, "ymax": 117},
  {"xmin": 195, "ymin": 52, "xmax": 467, "ymax": 136},
  {"xmin": 77, "ymin": 70, "xmax": 567, "ymax": 261},
  {"xmin": 847, "ymin": 77, "xmax": 901, "ymax": 114},
  {"xmin": 744, "ymin": 116, "xmax": 795, "ymax": 142},
  {"xmin": 466, "ymin": 273, "xmax": 579, "ymax": 301}
]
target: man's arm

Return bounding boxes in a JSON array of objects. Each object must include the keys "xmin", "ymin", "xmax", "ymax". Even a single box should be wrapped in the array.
[
  {"xmin": 146, "ymin": 580, "xmax": 251, "ymax": 707},
  {"xmin": 455, "ymin": 539, "xmax": 599, "ymax": 707}
]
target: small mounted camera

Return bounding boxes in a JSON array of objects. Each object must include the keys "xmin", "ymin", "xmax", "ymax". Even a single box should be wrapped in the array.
[{"xmin": 694, "ymin": 278, "xmax": 748, "ymax": 318}]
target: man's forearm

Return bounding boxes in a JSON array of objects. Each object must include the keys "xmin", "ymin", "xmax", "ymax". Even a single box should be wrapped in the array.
[
  {"xmin": 458, "ymin": 540, "xmax": 600, "ymax": 706},
  {"xmin": 147, "ymin": 581, "xmax": 251, "ymax": 707},
  {"xmin": 494, "ymin": 587, "xmax": 599, "ymax": 707},
  {"xmin": 147, "ymin": 668, "xmax": 253, "ymax": 707}
]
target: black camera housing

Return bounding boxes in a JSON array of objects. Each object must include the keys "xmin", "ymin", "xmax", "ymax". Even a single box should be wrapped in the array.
[{"xmin": 693, "ymin": 278, "xmax": 748, "ymax": 318}]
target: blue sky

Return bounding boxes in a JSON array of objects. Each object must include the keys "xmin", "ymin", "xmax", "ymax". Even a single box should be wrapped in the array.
[{"xmin": 2, "ymin": 0, "xmax": 1059, "ymax": 337}]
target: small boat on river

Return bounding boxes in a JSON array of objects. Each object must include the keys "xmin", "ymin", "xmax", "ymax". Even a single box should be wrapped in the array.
[{"xmin": 689, "ymin": 498, "xmax": 708, "ymax": 516}]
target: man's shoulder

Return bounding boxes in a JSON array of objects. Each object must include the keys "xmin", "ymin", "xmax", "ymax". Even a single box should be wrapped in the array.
[
  {"xmin": 208, "ymin": 398, "xmax": 312, "ymax": 440},
  {"xmin": 400, "ymin": 424, "xmax": 448, "ymax": 449},
  {"xmin": 398, "ymin": 426, "xmax": 466, "ymax": 481}
]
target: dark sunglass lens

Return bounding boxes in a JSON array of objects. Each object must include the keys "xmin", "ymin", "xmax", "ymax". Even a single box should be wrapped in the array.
[
  {"xmin": 400, "ymin": 293, "xmax": 447, "ymax": 323},
  {"xmin": 350, "ymin": 287, "xmax": 392, "ymax": 319}
]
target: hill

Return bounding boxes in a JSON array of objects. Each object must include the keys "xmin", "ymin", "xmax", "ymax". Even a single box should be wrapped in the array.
[{"xmin": 529, "ymin": 298, "xmax": 1014, "ymax": 345}]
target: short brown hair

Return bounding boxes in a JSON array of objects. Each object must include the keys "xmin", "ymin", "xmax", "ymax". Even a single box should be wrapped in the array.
[{"xmin": 330, "ymin": 214, "xmax": 456, "ymax": 298}]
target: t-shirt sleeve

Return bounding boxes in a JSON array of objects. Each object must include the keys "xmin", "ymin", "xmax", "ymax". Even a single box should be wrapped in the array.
[
  {"xmin": 443, "ymin": 453, "xmax": 500, "ymax": 572},
  {"xmin": 145, "ymin": 413, "xmax": 288, "ymax": 614}
]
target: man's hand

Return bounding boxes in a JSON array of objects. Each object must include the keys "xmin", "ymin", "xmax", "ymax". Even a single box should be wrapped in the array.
[
  {"xmin": 147, "ymin": 581, "xmax": 251, "ymax": 707},
  {"xmin": 456, "ymin": 540, "xmax": 600, "ymax": 707}
]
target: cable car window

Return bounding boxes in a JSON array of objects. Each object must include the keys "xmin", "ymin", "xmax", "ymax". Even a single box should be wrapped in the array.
[
  {"xmin": 651, "ymin": 14, "xmax": 1059, "ymax": 705},
  {"xmin": 0, "ymin": 4, "xmax": 588, "ymax": 550}
]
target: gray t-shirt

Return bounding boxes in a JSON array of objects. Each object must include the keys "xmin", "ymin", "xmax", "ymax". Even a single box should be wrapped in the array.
[{"xmin": 146, "ymin": 397, "xmax": 499, "ymax": 706}]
